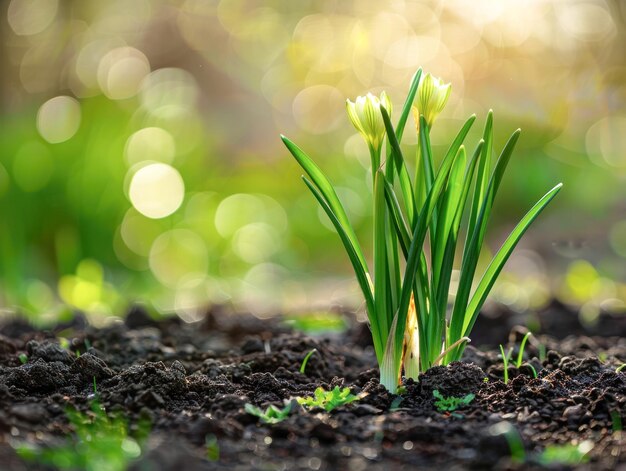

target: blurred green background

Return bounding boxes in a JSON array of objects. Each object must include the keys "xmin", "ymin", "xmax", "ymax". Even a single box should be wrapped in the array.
[{"xmin": 1, "ymin": 0, "xmax": 625, "ymax": 325}]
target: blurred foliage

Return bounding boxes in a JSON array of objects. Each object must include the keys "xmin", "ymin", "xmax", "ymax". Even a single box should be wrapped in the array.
[
  {"xmin": 16, "ymin": 401, "xmax": 148, "ymax": 471},
  {"xmin": 1, "ymin": 0, "xmax": 626, "ymax": 322}
]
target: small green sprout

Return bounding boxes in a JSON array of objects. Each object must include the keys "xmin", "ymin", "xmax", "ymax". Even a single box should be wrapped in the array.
[
  {"xmin": 299, "ymin": 348, "xmax": 317, "ymax": 374},
  {"xmin": 432, "ymin": 390, "xmax": 475, "ymax": 412},
  {"xmin": 500, "ymin": 344, "xmax": 513, "ymax": 384},
  {"xmin": 206, "ymin": 434, "xmax": 219, "ymax": 461},
  {"xmin": 611, "ymin": 410, "xmax": 622, "ymax": 432},
  {"xmin": 296, "ymin": 386, "xmax": 359, "ymax": 412},
  {"xmin": 515, "ymin": 332, "xmax": 532, "ymax": 368},
  {"xmin": 389, "ymin": 396, "xmax": 404, "ymax": 411},
  {"xmin": 539, "ymin": 441, "xmax": 593, "ymax": 465},
  {"xmin": 244, "ymin": 402, "xmax": 292, "ymax": 424},
  {"xmin": 18, "ymin": 353, "xmax": 28, "ymax": 364},
  {"xmin": 58, "ymin": 337, "xmax": 70, "ymax": 351},
  {"xmin": 616, "ymin": 363, "xmax": 625, "ymax": 373},
  {"xmin": 17, "ymin": 401, "xmax": 148, "ymax": 471},
  {"xmin": 527, "ymin": 364, "xmax": 538, "ymax": 379},
  {"xmin": 283, "ymin": 67, "xmax": 561, "ymax": 393},
  {"xmin": 489, "ymin": 421, "xmax": 525, "ymax": 464}
]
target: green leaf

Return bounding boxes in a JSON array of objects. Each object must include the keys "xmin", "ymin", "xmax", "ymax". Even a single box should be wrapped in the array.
[
  {"xmin": 469, "ymin": 111, "xmax": 493, "ymax": 234},
  {"xmin": 381, "ymin": 106, "xmax": 416, "ymax": 225},
  {"xmin": 390, "ymin": 137, "xmax": 462, "ymax": 381},
  {"xmin": 448, "ymin": 128, "xmax": 521, "ymax": 350},
  {"xmin": 301, "ymin": 177, "xmax": 380, "ymax": 360},
  {"xmin": 395, "ymin": 68, "xmax": 422, "ymax": 143},
  {"xmin": 433, "ymin": 141, "xmax": 483, "ymax": 320},
  {"xmin": 282, "ymin": 135, "xmax": 369, "ymax": 272},
  {"xmin": 374, "ymin": 170, "xmax": 390, "ymax": 338},
  {"xmin": 461, "ymin": 183, "xmax": 563, "ymax": 338}
]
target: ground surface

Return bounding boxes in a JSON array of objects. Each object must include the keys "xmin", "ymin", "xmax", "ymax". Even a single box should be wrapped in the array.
[{"xmin": 0, "ymin": 302, "xmax": 624, "ymax": 470}]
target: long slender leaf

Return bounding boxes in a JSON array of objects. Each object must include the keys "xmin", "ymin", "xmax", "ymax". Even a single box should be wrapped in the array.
[
  {"xmin": 391, "ymin": 140, "xmax": 461, "ymax": 381},
  {"xmin": 395, "ymin": 68, "xmax": 422, "ymax": 143},
  {"xmin": 448, "ymin": 129, "xmax": 521, "ymax": 347},
  {"xmin": 381, "ymin": 106, "xmax": 416, "ymax": 225},
  {"xmin": 469, "ymin": 111, "xmax": 493, "ymax": 234},
  {"xmin": 434, "ymin": 141, "xmax": 484, "ymax": 319},
  {"xmin": 374, "ymin": 170, "xmax": 389, "ymax": 338},
  {"xmin": 461, "ymin": 183, "xmax": 563, "ymax": 339},
  {"xmin": 432, "ymin": 146, "xmax": 467, "ymax": 289},
  {"xmin": 282, "ymin": 135, "xmax": 369, "ymax": 273},
  {"xmin": 301, "ymin": 177, "xmax": 381, "ymax": 359}
]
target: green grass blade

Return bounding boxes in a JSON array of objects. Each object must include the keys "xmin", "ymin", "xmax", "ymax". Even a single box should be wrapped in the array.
[
  {"xmin": 381, "ymin": 106, "xmax": 416, "ymax": 225},
  {"xmin": 301, "ymin": 177, "xmax": 381, "ymax": 359},
  {"xmin": 461, "ymin": 183, "xmax": 563, "ymax": 338},
  {"xmin": 395, "ymin": 68, "xmax": 423, "ymax": 143},
  {"xmin": 374, "ymin": 170, "xmax": 390, "ymax": 337},
  {"xmin": 282, "ymin": 135, "xmax": 369, "ymax": 272}
]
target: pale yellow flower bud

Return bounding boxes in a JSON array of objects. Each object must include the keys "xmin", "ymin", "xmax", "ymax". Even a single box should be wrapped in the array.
[
  {"xmin": 346, "ymin": 92, "xmax": 392, "ymax": 155},
  {"xmin": 417, "ymin": 73, "xmax": 451, "ymax": 127}
]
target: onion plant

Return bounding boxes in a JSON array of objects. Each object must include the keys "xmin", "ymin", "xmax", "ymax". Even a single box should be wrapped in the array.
[{"xmin": 282, "ymin": 68, "xmax": 562, "ymax": 393}]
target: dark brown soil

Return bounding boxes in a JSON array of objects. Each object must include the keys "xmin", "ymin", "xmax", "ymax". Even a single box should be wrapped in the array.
[{"xmin": 0, "ymin": 304, "xmax": 624, "ymax": 470}]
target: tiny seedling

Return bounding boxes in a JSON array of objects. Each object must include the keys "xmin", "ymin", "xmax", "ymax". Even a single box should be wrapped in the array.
[
  {"xmin": 432, "ymin": 390, "xmax": 475, "ymax": 412},
  {"xmin": 515, "ymin": 332, "xmax": 532, "ymax": 367},
  {"xmin": 18, "ymin": 353, "xmax": 28, "ymax": 364},
  {"xmin": 611, "ymin": 410, "xmax": 622, "ymax": 432},
  {"xmin": 245, "ymin": 402, "xmax": 292, "ymax": 424},
  {"xmin": 299, "ymin": 348, "xmax": 317, "ymax": 374},
  {"xmin": 389, "ymin": 396, "xmax": 404, "ymax": 411},
  {"xmin": 489, "ymin": 421, "xmax": 525, "ymax": 464},
  {"xmin": 283, "ymin": 68, "xmax": 561, "ymax": 392},
  {"xmin": 296, "ymin": 386, "xmax": 359, "ymax": 412},
  {"xmin": 206, "ymin": 434, "xmax": 219, "ymax": 461},
  {"xmin": 539, "ymin": 441, "xmax": 593, "ymax": 465},
  {"xmin": 500, "ymin": 344, "xmax": 513, "ymax": 384},
  {"xmin": 616, "ymin": 363, "xmax": 625, "ymax": 373},
  {"xmin": 17, "ymin": 401, "xmax": 149, "ymax": 471}
]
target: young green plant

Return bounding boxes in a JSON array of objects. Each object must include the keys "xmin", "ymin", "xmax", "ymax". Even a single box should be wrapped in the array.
[
  {"xmin": 282, "ymin": 68, "xmax": 562, "ymax": 393},
  {"xmin": 500, "ymin": 344, "xmax": 513, "ymax": 384},
  {"xmin": 296, "ymin": 386, "xmax": 359, "ymax": 412},
  {"xmin": 432, "ymin": 390, "xmax": 475, "ymax": 412},
  {"xmin": 245, "ymin": 402, "xmax": 292, "ymax": 424}
]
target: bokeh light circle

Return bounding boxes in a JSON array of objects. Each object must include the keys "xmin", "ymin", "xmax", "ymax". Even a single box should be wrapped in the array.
[
  {"xmin": 36, "ymin": 96, "xmax": 81, "ymax": 144},
  {"xmin": 128, "ymin": 163, "xmax": 185, "ymax": 219},
  {"xmin": 124, "ymin": 127, "xmax": 176, "ymax": 166},
  {"xmin": 8, "ymin": 0, "xmax": 58, "ymax": 36},
  {"xmin": 97, "ymin": 47, "xmax": 151, "ymax": 100}
]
